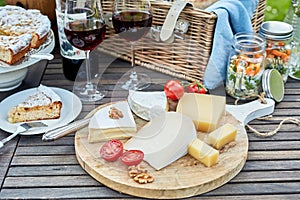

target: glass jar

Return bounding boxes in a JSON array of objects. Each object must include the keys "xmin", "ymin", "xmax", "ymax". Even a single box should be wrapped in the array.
[
  {"xmin": 226, "ymin": 32, "xmax": 266, "ymax": 100},
  {"xmin": 285, "ymin": 0, "xmax": 300, "ymax": 80},
  {"xmin": 259, "ymin": 21, "xmax": 294, "ymax": 82}
]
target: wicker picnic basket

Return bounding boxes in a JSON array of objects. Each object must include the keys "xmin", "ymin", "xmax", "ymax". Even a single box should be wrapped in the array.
[{"xmin": 100, "ymin": 0, "xmax": 266, "ymax": 82}]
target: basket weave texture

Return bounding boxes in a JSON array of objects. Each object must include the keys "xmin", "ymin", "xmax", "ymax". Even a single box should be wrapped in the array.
[{"xmin": 100, "ymin": 0, "xmax": 266, "ymax": 82}]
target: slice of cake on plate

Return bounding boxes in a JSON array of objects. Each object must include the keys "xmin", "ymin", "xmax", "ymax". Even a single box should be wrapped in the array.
[
  {"xmin": 8, "ymin": 85, "xmax": 62, "ymax": 123},
  {"xmin": 88, "ymin": 101, "xmax": 137, "ymax": 143}
]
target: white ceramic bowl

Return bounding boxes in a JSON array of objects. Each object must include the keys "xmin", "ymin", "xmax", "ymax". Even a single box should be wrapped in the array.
[{"xmin": 0, "ymin": 68, "xmax": 28, "ymax": 91}]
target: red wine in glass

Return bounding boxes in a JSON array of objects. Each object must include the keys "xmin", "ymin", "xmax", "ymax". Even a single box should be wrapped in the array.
[
  {"xmin": 64, "ymin": 20, "xmax": 106, "ymax": 51},
  {"xmin": 112, "ymin": 11, "xmax": 152, "ymax": 42},
  {"xmin": 64, "ymin": 1, "xmax": 107, "ymax": 102}
]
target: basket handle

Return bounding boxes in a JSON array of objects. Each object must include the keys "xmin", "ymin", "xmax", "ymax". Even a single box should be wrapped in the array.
[{"xmin": 160, "ymin": 0, "xmax": 193, "ymax": 42}]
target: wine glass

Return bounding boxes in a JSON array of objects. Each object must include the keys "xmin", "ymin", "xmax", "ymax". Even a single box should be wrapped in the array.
[
  {"xmin": 112, "ymin": 0, "xmax": 153, "ymax": 90},
  {"xmin": 64, "ymin": 0, "xmax": 107, "ymax": 101}
]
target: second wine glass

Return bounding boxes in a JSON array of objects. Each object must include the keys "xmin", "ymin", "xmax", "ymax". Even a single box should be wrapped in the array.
[
  {"xmin": 64, "ymin": 0, "xmax": 107, "ymax": 101},
  {"xmin": 112, "ymin": 0, "xmax": 153, "ymax": 90}
]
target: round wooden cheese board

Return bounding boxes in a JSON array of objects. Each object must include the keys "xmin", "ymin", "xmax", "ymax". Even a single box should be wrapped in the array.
[{"xmin": 75, "ymin": 102, "xmax": 248, "ymax": 199}]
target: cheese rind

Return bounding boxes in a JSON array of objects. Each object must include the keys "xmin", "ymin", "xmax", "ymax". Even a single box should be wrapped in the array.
[
  {"xmin": 176, "ymin": 93, "xmax": 226, "ymax": 132},
  {"xmin": 127, "ymin": 90, "xmax": 166, "ymax": 121},
  {"xmin": 88, "ymin": 102, "xmax": 136, "ymax": 143},
  {"xmin": 188, "ymin": 138, "xmax": 219, "ymax": 167},
  {"xmin": 208, "ymin": 123, "xmax": 237, "ymax": 149}
]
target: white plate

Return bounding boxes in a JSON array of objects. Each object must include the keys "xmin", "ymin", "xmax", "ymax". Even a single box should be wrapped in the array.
[
  {"xmin": 0, "ymin": 30, "xmax": 55, "ymax": 72},
  {"xmin": 0, "ymin": 87, "xmax": 82, "ymax": 135}
]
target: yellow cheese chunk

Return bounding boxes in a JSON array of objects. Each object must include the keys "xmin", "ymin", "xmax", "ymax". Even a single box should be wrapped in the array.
[
  {"xmin": 188, "ymin": 138, "xmax": 219, "ymax": 167},
  {"xmin": 176, "ymin": 93, "xmax": 225, "ymax": 132},
  {"xmin": 208, "ymin": 123, "xmax": 237, "ymax": 149}
]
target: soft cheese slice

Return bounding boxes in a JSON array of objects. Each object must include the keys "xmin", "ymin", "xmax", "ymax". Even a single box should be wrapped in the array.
[
  {"xmin": 208, "ymin": 123, "xmax": 237, "ymax": 149},
  {"xmin": 124, "ymin": 112, "xmax": 197, "ymax": 170},
  {"xmin": 188, "ymin": 138, "xmax": 219, "ymax": 167},
  {"xmin": 176, "ymin": 93, "xmax": 226, "ymax": 132},
  {"xmin": 128, "ymin": 90, "xmax": 167, "ymax": 121},
  {"xmin": 88, "ymin": 101, "xmax": 137, "ymax": 143}
]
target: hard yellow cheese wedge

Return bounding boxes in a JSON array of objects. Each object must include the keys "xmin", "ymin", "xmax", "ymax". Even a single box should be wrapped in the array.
[
  {"xmin": 176, "ymin": 93, "xmax": 226, "ymax": 132},
  {"xmin": 188, "ymin": 138, "xmax": 219, "ymax": 167},
  {"xmin": 208, "ymin": 123, "xmax": 237, "ymax": 149}
]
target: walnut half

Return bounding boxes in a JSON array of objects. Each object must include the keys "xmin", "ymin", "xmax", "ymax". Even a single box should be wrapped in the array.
[
  {"xmin": 133, "ymin": 173, "xmax": 154, "ymax": 184},
  {"xmin": 128, "ymin": 165, "xmax": 147, "ymax": 178},
  {"xmin": 108, "ymin": 107, "xmax": 124, "ymax": 119}
]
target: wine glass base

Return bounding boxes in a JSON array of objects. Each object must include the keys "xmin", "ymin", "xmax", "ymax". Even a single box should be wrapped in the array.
[
  {"xmin": 120, "ymin": 72, "xmax": 151, "ymax": 90},
  {"xmin": 74, "ymin": 83, "xmax": 107, "ymax": 102}
]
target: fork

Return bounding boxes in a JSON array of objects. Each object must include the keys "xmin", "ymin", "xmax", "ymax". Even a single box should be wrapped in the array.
[{"xmin": 0, "ymin": 122, "xmax": 48, "ymax": 149}]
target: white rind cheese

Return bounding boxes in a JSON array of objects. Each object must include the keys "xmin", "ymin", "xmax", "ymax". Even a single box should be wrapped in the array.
[
  {"xmin": 124, "ymin": 112, "xmax": 197, "ymax": 170},
  {"xmin": 88, "ymin": 101, "xmax": 137, "ymax": 142},
  {"xmin": 127, "ymin": 90, "xmax": 167, "ymax": 121}
]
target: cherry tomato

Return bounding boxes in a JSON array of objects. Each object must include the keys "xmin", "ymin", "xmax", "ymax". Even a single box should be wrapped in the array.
[
  {"xmin": 164, "ymin": 80, "xmax": 184, "ymax": 100},
  {"xmin": 100, "ymin": 139, "xmax": 124, "ymax": 162},
  {"xmin": 120, "ymin": 150, "xmax": 144, "ymax": 166},
  {"xmin": 187, "ymin": 81, "xmax": 207, "ymax": 94}
]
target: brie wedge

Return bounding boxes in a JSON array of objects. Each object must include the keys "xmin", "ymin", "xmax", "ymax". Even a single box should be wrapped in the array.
[
  {"xmin": 124, "ymin": 112, "xmax": 197, "ymax": 170},
  {"xmin": 128, "ymin": 90, "xmax": 167, "ymax": 121},
  {"xmin": 88, "ymin": 101, "xmax": 137, "ymax": 143}
]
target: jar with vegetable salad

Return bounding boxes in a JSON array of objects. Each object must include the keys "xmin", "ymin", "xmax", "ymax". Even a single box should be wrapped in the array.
[
  {"xmin": 226, "ymin": 32, "xmax": 266, "ymax": 100},
  {"xmin": 259, "ymin": 21, "xmax": 294, "ymax": 82}
]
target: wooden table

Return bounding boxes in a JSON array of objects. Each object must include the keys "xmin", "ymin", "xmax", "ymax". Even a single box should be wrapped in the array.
[{"xmin": 0, "ymin": 46, "xmax": 300, "ymax": 199}]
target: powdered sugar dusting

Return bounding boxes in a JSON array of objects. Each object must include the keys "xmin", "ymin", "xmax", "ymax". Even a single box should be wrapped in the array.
[{"xmin": 19, "ymin": 85, "xmax": 62, "ymax": 107}]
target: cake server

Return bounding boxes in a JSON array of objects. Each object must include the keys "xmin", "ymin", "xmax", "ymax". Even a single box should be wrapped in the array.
[
  {"xmin": 0, "ymin": 122, "xmax": 48, "ymax": 149},
  {"xmin": 42, "ymin": 118, "xmax": 91, "ymax": 142},
  {"xmin": 27, "ymin": 53, "xmax": 54, "ymax": 60}
]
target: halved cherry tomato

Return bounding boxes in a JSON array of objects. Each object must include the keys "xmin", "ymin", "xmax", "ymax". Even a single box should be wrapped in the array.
[
  {"xmin": 187, "ymin": 81, "xmax": 207, "ymax": 94},
  {"xmin": 100, "ymin": 139, "xmax": 124, "ymax": 162},
  {"xmin": 120, "ymin": 150, "xmax": 144, "ymax": 166},
  {"xmin": 164, "ymin": 80, "xmax": 184, "ymax": 100}
]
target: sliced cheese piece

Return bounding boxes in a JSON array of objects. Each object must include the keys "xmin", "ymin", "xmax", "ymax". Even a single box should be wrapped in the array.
[
  {"xmin": 208, "ymin": 123, "xmax": 237, "ymax": 149},
  {"xmin": 176, "ymin": 93, "xmax": 226, "ymax": 132},
  {"xmin": 188, "ymin": 138, "xmax": 219, "ymax": 167},
  {"xmin": 127, "ymin": 90, "xmax": 167, "ymax": 121},
  {"xmin": 88, "ymin": 101, "xmax": 136, "ymax": 143},
  {"xmin": 124, "ymin": 112, "xmax": 197, "ymax": 170}
]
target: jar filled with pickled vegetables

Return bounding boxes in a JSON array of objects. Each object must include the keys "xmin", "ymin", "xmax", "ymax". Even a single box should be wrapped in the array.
[
  {"xmin": 226, "ymin": 32, "xmax": 266, "ymax": 100},
  {"xmin": 259, "ymin": 21, "xmax": 294, "ymax": 82}
]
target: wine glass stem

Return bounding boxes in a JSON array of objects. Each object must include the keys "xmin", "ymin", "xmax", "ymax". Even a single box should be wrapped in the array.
[
  {"xmin": 130, "ymin": 42, "xmax": 138, "ymax": 81},
  {"xmin": 85, "ymin": 50, "xmax": 93, "ymax": 89}
]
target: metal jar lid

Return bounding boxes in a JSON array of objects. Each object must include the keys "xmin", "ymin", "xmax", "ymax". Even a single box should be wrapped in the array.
[
  {"xmin": 259, "ymin": 21, "xmax": 293, "ymax": 40},
  {"xmin": 262, "ymin": 69, "xmax": 285, "ymax": 102}
]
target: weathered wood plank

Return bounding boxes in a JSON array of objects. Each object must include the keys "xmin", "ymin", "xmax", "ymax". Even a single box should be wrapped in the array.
[
  {"xmin": 204, "ymin": 182, "xmax": 300, "ymax": 196},
  {"xmin": 248, "ymin": 150, "xmax": 300, "ymax": 160},
  {"xmin": 3, "ymin": 176, "xmax": 100, "ymax": 187},
  {"xmin": 0, "ymin": 187, "xmax": 129, "ymax": 199},
  {"xmin": 243, "ymin": 160, "xmax": 300, "ymax": 171},
  {"xmin": 232, "ymin": 171, "xmax": 300, "ymax": 183},
  {"xmin": 248, "ymin": 131, "xmax": 300, "ymax": 141},
  {"xmin": 248, "ymin": 141, "xmax": 300, "ymax": 151},
  {"xmin": 11, "ymin": 155, "xmax": 78, "ymax": 166},
  {"xmin": 7, "ymin": 165, "xmax": 86, "ymax": 176},
  {"xmin": 19, "ymin": 136, "xmax": 74, "ymax": 146},
  {"xmin": 15, "ymin": 146, "xmax": 75, "ymax": 156}
]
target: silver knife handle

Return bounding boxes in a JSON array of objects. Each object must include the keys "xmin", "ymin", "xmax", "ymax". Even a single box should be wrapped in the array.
[{"xmin": 42, "ymin": 118, "xmax": 90, "ymax": 142}]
